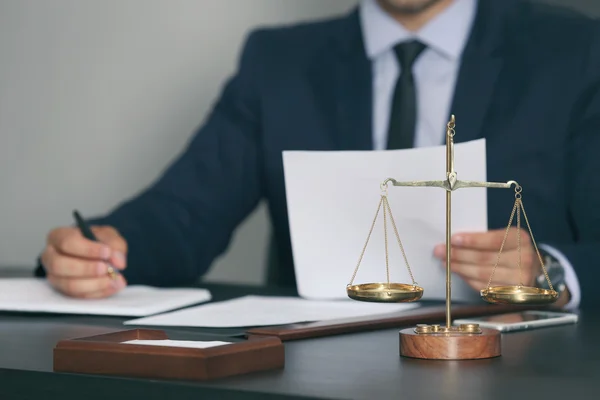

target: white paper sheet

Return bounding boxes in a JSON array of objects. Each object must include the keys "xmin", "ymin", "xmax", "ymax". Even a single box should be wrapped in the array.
[
  {"xmin": 122, "ymin": 339, "xmax": 229, "ymax": 349},
  {"xmin": 0, "ymin": 278, "xmax": 211, "ymax": 316},
  {"xmin": 124, "ymin": 295, "xmax": 420, "ymax": 328},
  {"xmin": 282, "ymin": 139, "xmax": 488, "ymax": 302}
]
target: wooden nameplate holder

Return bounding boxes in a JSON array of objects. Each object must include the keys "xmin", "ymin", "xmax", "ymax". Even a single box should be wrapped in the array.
[{"xmin": 54, "ymin": 329, "xmax": 284, "ymax": 381}]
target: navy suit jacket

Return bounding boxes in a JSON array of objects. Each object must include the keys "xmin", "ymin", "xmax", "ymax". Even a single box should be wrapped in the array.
[{"xmin": 38, "ymin": 0, "xmax": 600, "ymax": 307}]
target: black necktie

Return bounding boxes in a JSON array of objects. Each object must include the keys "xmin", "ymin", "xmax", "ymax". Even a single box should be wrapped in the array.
[{"xmin": 386, "ymin": 40, "xmax": 427, "ymax": 150}]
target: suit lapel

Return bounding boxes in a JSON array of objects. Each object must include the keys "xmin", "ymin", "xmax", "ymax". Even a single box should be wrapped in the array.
[
  {"xmin": 334, "ymin": 47, "xmax": 373, "ymax": 150},
  {"xmin": 307, "ymin": 10, "xmax": 373, "ymax": 151},
  {"xmin": 449, "ymin": 0, "xmax": 517, "ymax": 144},
  {"xmin": 450, "ymin": 56, "xmax": 504, "ymax": 144}
]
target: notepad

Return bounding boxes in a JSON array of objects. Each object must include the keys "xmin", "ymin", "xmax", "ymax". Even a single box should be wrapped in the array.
[
  {"xmin": 124, "ymin": 295, "xmax": 420, "ymax": 328},
  {"xmin": 0, "ymin": 278, "xmax": 211, "ymax": 317},
  {"xmin": 122, "ymin": 339, "xmax": 230, "ymax": 349}
]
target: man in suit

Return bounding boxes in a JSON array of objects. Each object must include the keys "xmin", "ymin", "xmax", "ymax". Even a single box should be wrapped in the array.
[{"xmin": 37, "ymin": 0, "xmax": 600, "ymax": 308}]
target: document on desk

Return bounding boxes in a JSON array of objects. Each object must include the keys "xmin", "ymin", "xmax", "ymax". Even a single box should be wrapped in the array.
[
  {"xmin": 124, "ymin": 295, "xmax": 420, "ymax": 328},
  {"xmin": 0, "ymin": 278, "xmax": 211, "ymax": 317},
  {"xmin": 282, "ymin": 139, "xmax": 488, "ymax": 302},
  {"xmin": 122, "ymin": 339, "xmax": 230, "ymax": 349}
]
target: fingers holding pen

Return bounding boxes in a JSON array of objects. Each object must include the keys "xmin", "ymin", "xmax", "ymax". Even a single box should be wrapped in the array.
[
  {"xmin": 42, "ymin": 245, "xmax": 111, "ymax": 277},
  {"xmin": 91, "ymin": 226, "xmax": 128, "ymax": 270},
  {"xmin": 47, "ymin": 227, "xmax": 111, "ymax": 258},
  {"xmin": 42, "ymin": 225, "xmax": 129, "ymax": 298},
  {"xmin": 46, "ymin": 226, "xmax": 127, "ymax": 270}
]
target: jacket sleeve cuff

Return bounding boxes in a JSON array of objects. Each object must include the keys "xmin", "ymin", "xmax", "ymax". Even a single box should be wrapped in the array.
[{"xmin": 539, "ymin": 244, "xmax": 580, "ymax": 310}]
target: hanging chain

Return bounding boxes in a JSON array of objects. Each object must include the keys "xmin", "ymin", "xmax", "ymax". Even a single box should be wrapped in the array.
[
  {"xmin": 348, "ymin": 190, "xmax": 385, "ymax": 285},
  {"xmin": 383, "ymin": 193, "xmax": 390, "ymax": 287},
  {"xmin": 521, "ymin": 199, "xmax": 555, "ymax": 291},
  {"xmin": 348, "ymin": 183, "xmax": 417, "ymax": 287},
  {"xmin": 486, "ymin": 186, "xmax": 520, "ymax": 289},
  {"xmin": 516, "ymin": 189, "xmax": 523, "ymax": 286},
  {"xmin": 384, "ymin": 196, "xmax": 418, "ymax": 287},
  {"xmin": 486, "ymin": 185, "xmax": 554, "ymax": 291}
]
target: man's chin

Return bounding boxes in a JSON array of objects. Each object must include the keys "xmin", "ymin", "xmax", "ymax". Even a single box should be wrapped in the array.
[{"xmin": 376, "ymin": 0, "xmax": 446, "ymax": 15}]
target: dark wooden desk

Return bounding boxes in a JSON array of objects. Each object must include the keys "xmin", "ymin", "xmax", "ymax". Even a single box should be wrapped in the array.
[{"xmin": 0, "ymin": 280, "xmax": 598, "ymax": 400}]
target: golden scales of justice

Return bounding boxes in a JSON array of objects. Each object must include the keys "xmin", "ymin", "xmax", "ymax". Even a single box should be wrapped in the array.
[{"xmin": 346, "ymin": 115, "xmax": 558, "ymax": 360}]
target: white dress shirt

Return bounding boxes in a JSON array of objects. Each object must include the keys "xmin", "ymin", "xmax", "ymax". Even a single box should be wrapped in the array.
[{"xmin": 359, "ymin": 0, "xmax": 580, "ymax": 308}]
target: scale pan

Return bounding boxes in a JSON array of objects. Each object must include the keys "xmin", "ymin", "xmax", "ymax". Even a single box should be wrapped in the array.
[
  {"xmin": 346, "ymin": 283, "xmax": 423, "ymax": 303},
  {"xmin": 480, "ymin": 285, "xmax": 558, "ymax": 305}
]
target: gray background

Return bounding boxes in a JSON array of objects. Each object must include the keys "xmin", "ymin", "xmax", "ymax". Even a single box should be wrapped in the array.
[{"xmin": 0, "ymin": 0, "xmax": 598, "ymax": 285}]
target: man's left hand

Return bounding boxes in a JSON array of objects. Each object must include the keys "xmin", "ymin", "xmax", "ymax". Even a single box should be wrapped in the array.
[{"xmin": 433, "ymin": 227, "xmax": 541, "ymax": 291}]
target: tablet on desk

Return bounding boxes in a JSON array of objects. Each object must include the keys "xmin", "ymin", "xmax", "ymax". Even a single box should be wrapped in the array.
[{"xmin": 454, "ymin": 310, "xmax": 579, "ymax": 332}]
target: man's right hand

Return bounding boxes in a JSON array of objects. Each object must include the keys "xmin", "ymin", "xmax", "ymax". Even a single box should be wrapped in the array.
[{"xmin": 40, "ymin": 225, "xmax": 128, "ymax": 298}]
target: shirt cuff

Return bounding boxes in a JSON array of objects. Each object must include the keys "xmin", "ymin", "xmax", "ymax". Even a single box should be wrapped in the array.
[{"xmin": 539, "ymin": 244, "xmax": 580, "ymax": 310}]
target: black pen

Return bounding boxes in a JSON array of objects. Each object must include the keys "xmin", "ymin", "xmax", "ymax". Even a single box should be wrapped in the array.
[{"xmin": 73, "ymin": 209, "xmax": 120, "ymax": 280}]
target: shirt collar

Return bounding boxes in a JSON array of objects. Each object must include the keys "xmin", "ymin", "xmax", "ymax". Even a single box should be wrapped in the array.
[{"xmin": 359, "ymin": 0, "xmax": 477, "ymax": 61}]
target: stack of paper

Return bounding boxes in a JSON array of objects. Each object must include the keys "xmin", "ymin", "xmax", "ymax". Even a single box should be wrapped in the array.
[
  {"xmin": 124, "ymin": 295, "xmax": 420, "ymax": 328},
  {"xmin": 282, "ymin": 139, "xmax": 488, "ymax": 302},
  {"xmin": 0, "ymin": 278, "xmax": 211, "ymax": 317}
]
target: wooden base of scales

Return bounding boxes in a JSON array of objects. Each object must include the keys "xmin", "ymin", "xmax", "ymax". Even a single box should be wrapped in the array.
[
  {"xmin": 346, "ymin": 115, "xmax": 558, "ymax": 360},
  {"xmin": 399, "ymin": 326, "xmax": 501, "ymax": 360}
]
